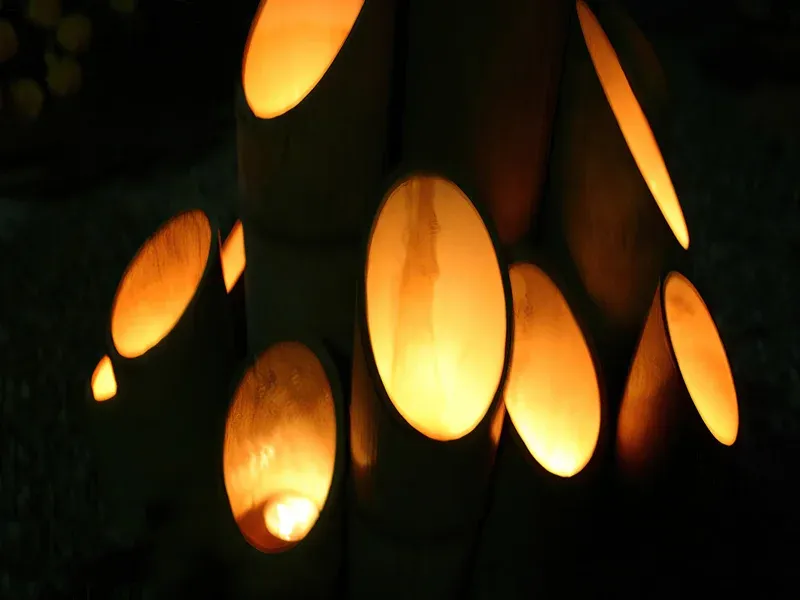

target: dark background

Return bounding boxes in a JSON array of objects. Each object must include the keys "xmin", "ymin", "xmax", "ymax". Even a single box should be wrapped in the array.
[{"xmin": 0, "ymin": 0, "xmax": 798, "ymax": 597}]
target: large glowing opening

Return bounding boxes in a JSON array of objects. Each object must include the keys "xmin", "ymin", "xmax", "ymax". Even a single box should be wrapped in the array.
[
  {"xmin": 221, "ymin": 220, "xmax": 246, "ymax": 293},
  {"xmin": 91, "ymin": 355, "xmax": 117, "ymax": 402},
  {"xmin": 365, "ymin": 175, "xmax": 508, "ymax": 441},
  {"xmin": 110, "ymin": 210, "xmax": 211, "ymax": 359},
  {"xmin": 577, "ymin": 0, "xmax": 690, "ymax": 251},
  {"xmin": 505, "ymin": 263, "xmax": 601, "ymax": 477},
  {"xmin": 223, "ymin": 342, "xmax": 337, "ymax": 552},
  {"xmin": 664, "ymin": 272, "xmax": 739, "ymax": 446},
  {"xmin": 242, "ymin": 0, "xmax": 365, "ymax": 119}
]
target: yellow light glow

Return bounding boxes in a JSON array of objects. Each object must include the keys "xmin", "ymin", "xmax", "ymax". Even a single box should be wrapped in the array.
[
  {"xmin": 221, "ymin": 220, "xmax": 246, "ymax": 293},
  {"xmin": 111, "ymin": 210, "xmax": 211, "ymax": 359},
  {"xmin": 505, "ymin": 263, "xmax": 601, "ymax": 477},
  {"xmin": 224, "ymin": 342, "xmax": 336, "ymax": 551},
  {"xmin": 263, "ymin": 492, "xmax": 320, "ymax": 542},
  {"xmin": 91, "ymin": 355, "xmax": 117, "ymax": 402},
  {"xmin": 664, "ymin": 272, "xmax": 739, "ymax": 446},
  {"xmin": 242, "ymin": 0, "xmax": 365, "ymax": 119},
  {"xmin": 365, "ymin": 175, "xmax": 507, "ymax": 441},
  {"xmin": 576, "ymin": 0, "xmax": 690, "ymax": 251}
]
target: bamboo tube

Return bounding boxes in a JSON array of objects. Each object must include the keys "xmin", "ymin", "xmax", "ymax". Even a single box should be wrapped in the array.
[
  {"xmin": 469, "ymin": 259, "xmax": 612, "ymax": 599},
  {"xmin": 614, "ymin": 271, "xmax": 741, "ymax": 596},
  {"xmin": 534, "ymin": 0, "xmax": 689, "ymax": 408},
  {"xmin": 236, "ymin": 0, "xmax": 397, "ymax": 359},
  {"xmin": 220, "ymin": 219, "xmax": 248, "ymax": 358},
  {"xmin": 401, "ymin": 0, "xmax": 570, "ymax": 246},
  {"xmin": 149, "ymin": 339, "xmax": 348, "ymax": 599},
  {"xmin": 86, "ymin": 209, "xmax": 237, "ymax": 545},
  {"xmin": 347, "ymin": 172, "xmax": 512, "ymax": 599}
]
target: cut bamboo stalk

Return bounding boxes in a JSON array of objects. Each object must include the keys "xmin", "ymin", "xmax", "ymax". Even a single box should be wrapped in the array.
[
  {"xmin": 614, "ymin": 270, "xmax": 741, "ymax": 596},
  {"xmin": 534, "ymin": 0, "xmax": 689, "ymax": 408},
  {"xmin": 401, "ymin": 0, "xmax": 570, "ymax": 246},
  {"xmin": 151, "ymin": 339, "xmax": 348, "ymax": 599},
  {"xmin": 236, "ymin": 0, "xmax": 397, "ymax": 359},
  {"xmin": 86, "ymin": 209, "xmax": 237, "ymax": 546},
  {"xmin": 220, "ymin": 219, "xmax": 248, "ymax": 358},
  {"xmin": 347, "ymin": 172, "xmax": 512, "ymax": 599},
  {"xmin": 469, "ymin": 259, "xmax": 612, "ymax": 599}
]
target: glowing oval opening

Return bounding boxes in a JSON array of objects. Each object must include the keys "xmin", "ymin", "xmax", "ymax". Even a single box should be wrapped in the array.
[
  {"xmin": 91, "ymin": 355, "xmax": 117, "ymax": 402},
  {"xmin": 505, "ymin": 263, "xmax": 602, "ymax": 477},
  {"xmin": 576, "ymin": 0, "xmax": 690, "ymax": 251},
  {"xmin": 221, "ymin": 220, "xmax": 246, "ymax": 293},
  {"xmin": 242, "ymin": 0, "xmax": 365, "ymax": 119},
  {"xmin": 664, "ymin": 272, "xmax": 739, "ymax": 446},
  {"xmin": 365, "ymin": 175, "xmax": 508, "ymax": 441},
  {"xmin": 110, "ymin": 210, "xmax": 210, "ymax": 359},
  {"xmin": 223, "ymin": 342, "xmax": 337, "ymax": 552}
]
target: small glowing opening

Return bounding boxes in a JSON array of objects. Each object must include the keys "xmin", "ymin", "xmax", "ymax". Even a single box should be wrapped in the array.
[
  {"xmin": 505, "ymin": 263, "xmax": 602, "ymax": 477},
  {"xmin": 91, "ymin": 355, "xmax": 117, "ymax": 402},
  {"xmin": 664, "ymin": 272, "xmax": 739, "ymax": 446},
  {"xmin": 242, "ymin": 0, "xmax": 365, "ymax": 119},
  {"xmin": 365, "ymin": 175, "xmax": 508, "ymax": 441},
  {"xmin": 111, "ymin": 210, "xmax": 211, "ymax": 359},
  {"xmin": 223, "ymin": 342, "xmax": 337, "ymax": 552},
  {"xmin": 576, "ymin": 0, "xmax": 690, "ymax": 251},
  {"xmin": 221, "ymin": 220, "xmax": 246, "ymax": 293}
]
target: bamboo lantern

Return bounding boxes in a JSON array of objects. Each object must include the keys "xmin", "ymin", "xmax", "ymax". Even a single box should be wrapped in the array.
[
  {"xmin": 614, "ymin": 271, "xmax": 740, "ymax": 595},
  {"xmin": 236, "ymin": 0, "xmax": 397, "ymax": 360},
  {"xmin": 402, "ymin": 0, "xmax": 570, "ymax": 246},
  {"xmin": 220, "ymin": 220, "xmax": 248, "ymax": 357},
  {"xmin": 534, "ymin": 0, "xmax": 691, "ymax": 408},
  {"xmin": 469, "ymin": 260, "xmax": 610, "ymax": 599},
  {"xmin": 87, "ymin": 209, "xmax": 237, "ymax": 544},
  {"xmin": 149, "ymin": 339, "xmax": 347, "ymax": 599},
  {"xmin": 347, "ymin": 173, "xmax": 512, "ymax": 599}
]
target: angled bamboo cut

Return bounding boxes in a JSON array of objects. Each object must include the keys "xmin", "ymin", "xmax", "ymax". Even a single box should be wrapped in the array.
[
  {"xmin": 87, "ymin": 209, "xmax": 237, "ymax": 546},
  {"xmin": 534, "ymin": 0, "xmax": 691, "ymax": 406},
  {"xmin": 470, "ymin": 259, "xmax": 611, "ymax": 599},
  {"xmin": 151, "ymin": 339, "xmax": 348, "ymax": 599},
  {"xmin": 347, "ymin": 173, "xmax": 512, "ymax": 599},
  {"xmin": 615, "ymin": 271, "xmax": 741, "ymax": 596},
  {"xmin": 236, "ymin": 0, "xmax": 397, "ymax": 360},
  {"xmin": 402, "ymin": 0, "xmax": 570, "ymax": 246}
]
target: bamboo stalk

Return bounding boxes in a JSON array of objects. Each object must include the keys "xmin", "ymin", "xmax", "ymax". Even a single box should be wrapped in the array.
[
  {"xmin": 401, "ymin": 0, "xmax": 570, "ymax": 246},
  {"xmin": 347, "ymin": 172, "xmax": 512, "ymax": 599}
]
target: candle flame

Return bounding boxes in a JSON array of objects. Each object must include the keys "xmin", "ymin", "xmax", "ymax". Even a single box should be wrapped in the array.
[{"xmin": 264, "ymin": 492, "xmax": 320, "ymax": 542}]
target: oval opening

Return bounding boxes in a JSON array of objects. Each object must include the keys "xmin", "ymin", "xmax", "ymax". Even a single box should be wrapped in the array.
[
  {"xmin": 505, "ymin": 263, "xmax": 602, "ymax": 477},
  {"xmin": 111, "ymin": 210, "xmax": 211, "ymax": 359},
  {"xmin": 365, "ymin": 175, "xmax": 508, "ymax": 441},
  {"xmin": 576, "ymin": 0, "xmax": 690, "ymax": 251},
  {"xmin": 91, "ymin": 355, "xmax": 117, "ymax": 402},
  {"xmin": 664, "ymin": 272, "xmax": 739, "ymax": 446},
  {"xmin": 221, "ymin": 220, "xmax": 246, "ymax": 293},
  {"xmin": 242, "ymin": 0, "xmax": 365, "ymax": 119},
  {"xmin": 223, "ymin": 341, "xmax": 337, "ymax": 553}
]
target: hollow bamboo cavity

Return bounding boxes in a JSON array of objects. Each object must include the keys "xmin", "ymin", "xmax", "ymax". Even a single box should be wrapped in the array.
[
  {"xmin": 87, "ymin": 209, "xmax": 237, "ymax": 547},
  {"xmin": 469, "ymin": 260, "xmax": 612, "ymax": 599},
  {"xmin": 402, "ymin": 0, "xmax": 570, "ymax": 246},
  {"xmin": 160, "ymin": 339, "xmax": 348, "ymax": 600},
  {"xmin": 236, "ymin": 0, "xmax": 397, "ymax": 360},
  {"xmin": 347, "ymin": 172, "xmax": 512, "ymax": 599},
  {"xmin": 534, "ymin": 0, "xmax": 690, "ymax": 408},
  {"xmin": 615, "ymin": 271, "xmax": 741, "ymax": 597}
]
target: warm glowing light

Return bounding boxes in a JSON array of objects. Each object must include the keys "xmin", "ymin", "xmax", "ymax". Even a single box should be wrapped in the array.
[
  {"xmin": 504, "ymin": 264, "xmax": 601, "ymax": 477},
  {"xmin": 91, "ymin": 355, "xmax": 117, "ymax": 402},
  {"xmin": 664, "ymin": 272, "xmax": 739, "ymax": 446},
  {"xmin": 365, "ymin": 175, "xmax": 507, "ymax": 441},
  {"xmin": 221, "ymin": 220, "xmax": 246, "ymax": 293},
  {"xmin": 110, "ymin": 210, "xmax": 211, "ymax": 359},
  {"xmin": 576, "ymin": 0, "xmax": 690, "ymax": 251},
  {"xmin": 264, "ymin": 492, "xmax": 320, "ymax": 542},
  {"xmin": 242, "ymin": 0, "xmax": 365, "ymax": 119},
  {"xmin": 224, "ymin": 342, "xmax": 336, "ymax": 551}
]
